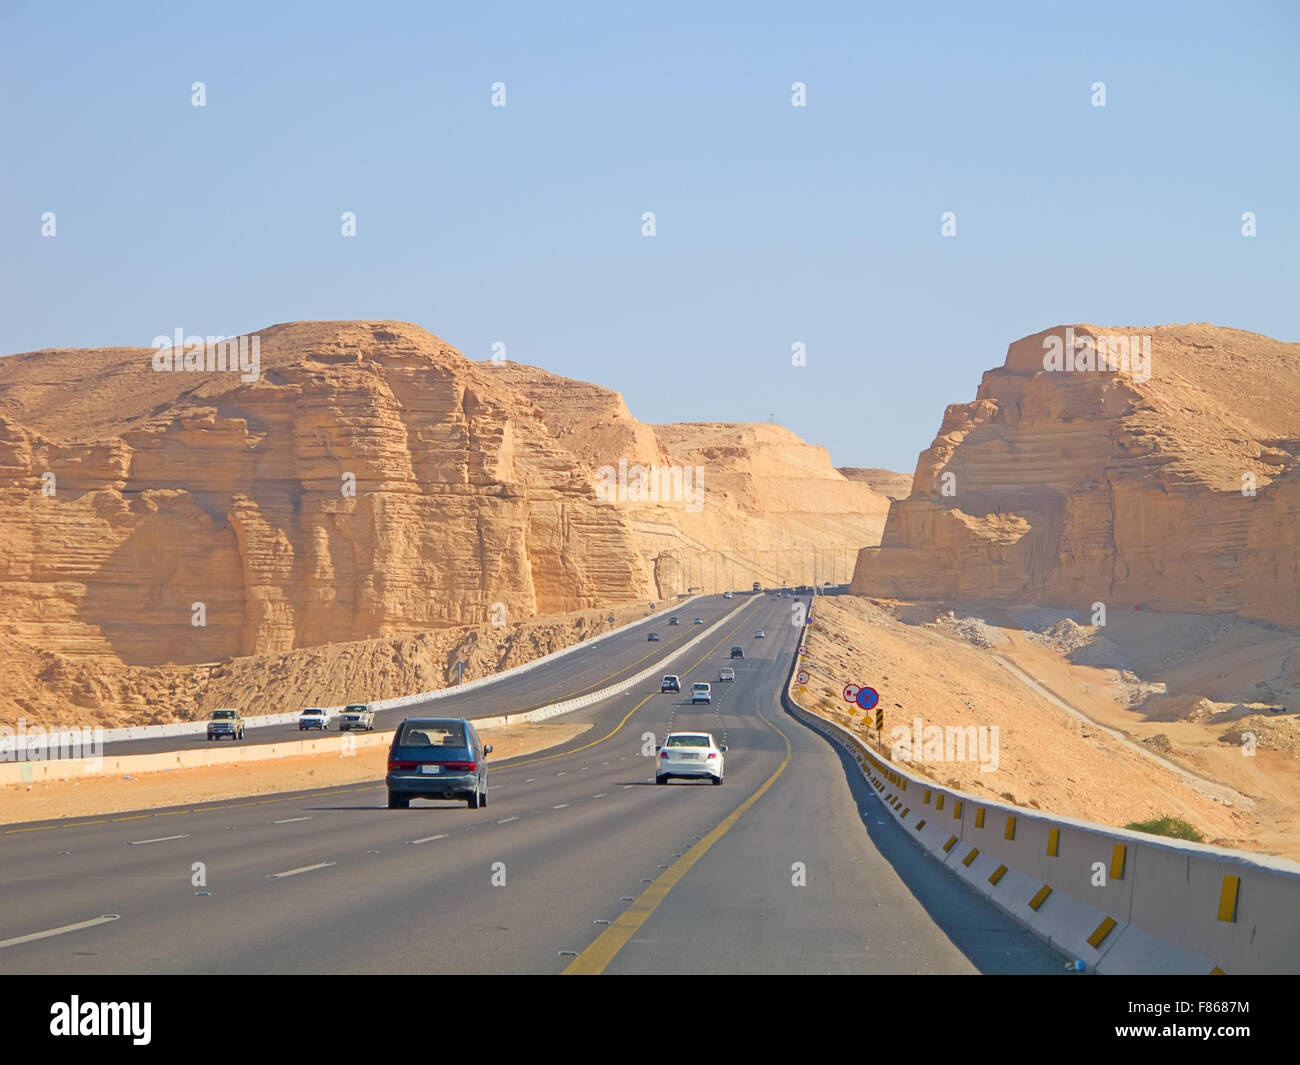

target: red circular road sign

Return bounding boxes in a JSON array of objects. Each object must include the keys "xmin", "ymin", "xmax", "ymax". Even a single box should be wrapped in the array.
[
  {"xmin": 796, "ymin": 670, "xmax": 810, "ymax": 684},
  {"xmin": 798, "ymin": 645, "xmax": 809, "ymax": 655},
  {"xmin": 843, "ymin": 683, "xmax": 861, "ymax": 702}
]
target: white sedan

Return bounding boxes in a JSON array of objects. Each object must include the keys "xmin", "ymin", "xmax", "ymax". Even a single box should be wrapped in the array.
[{"xmin": 656, "ymin": 732, "xmax": 726, "ymax": 785}]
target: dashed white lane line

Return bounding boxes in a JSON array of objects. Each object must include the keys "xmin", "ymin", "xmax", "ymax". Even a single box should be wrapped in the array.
[
  {"xmin": 524, "ymin": 778, "xmax": 537, "ymax": 783},
  {"xmin": 407, "ymin": 834, "xmax": 448, "ymax": 845},
  {"xmin": 592, "ymin": 793, "xmax": 606, "ymax": 799},
  {"xmin": 0, "ymin": 914, "xmax": 121, "ymax": 950},
  {"xmin": 272, "ymin": 817, "xmax": 311, "ymax": 825},
  {"xmin": 268, "ymin": 862, "xmax": 336, "ymax": 878},
  {"xmin": 126, "ymin": 834, "xmax": 190, "ymax": 845},
  {"xmin": 552, "ymin": 803, "xmax": 569, "ymax": 810},
  {"xmin": 496, "ymin": 816, "xmax": 519, "ymax": 824}
]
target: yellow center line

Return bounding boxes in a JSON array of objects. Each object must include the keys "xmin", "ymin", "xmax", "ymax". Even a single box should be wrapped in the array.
[
  {"xmin": 110, "ymin": 814, "xmax": 150, "ymax": 822},
  {"xmin": 562, "ymin": 695, "xmax": 793, "ymax": 975}
]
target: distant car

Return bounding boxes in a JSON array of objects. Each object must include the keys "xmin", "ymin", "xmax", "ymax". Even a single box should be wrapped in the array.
[
  {"xmin": 718, "ymin": 667, "xmax": 735, "ymax": 682},
  {"xmin": 669, "ymin": 616, "xmax": 680, "ymax": 625},
  {"xmin": 691, "ymin": 682, "xmax": 712, "ymax": 704},
  {"xmin": 693, "ymin": 617, "xmax": 704, "ymax": 625},
  {"xmin": 339, "ymin": 703, "xmax": 375, "ymax": 732},
  {"xmin": 298, "ymin": 707, "xmax": 328, "ymax": 731},
  {"xmin": 730, "ymin": 646, "xmax": 744, "ymax": 659},
  {"xmin": 656, "ymin": 731, "xmax": 726, "ymax": 785},
  {"xmin": 723, "ymin": 591, "xmax": 733, "ymax": 599},
  {"xmin": 648, "ymin": 632, "xmax": 660, "ymax": 642},
  {"xmin": 661, "ymin": 675, "xmax": 681, "ymax": 693},
  {"xmin": 386, "ymin": 718, "xmax": 491, "ymax": 809},
  {"xmin": 754, "ymin": 629, "xmax": 766, "ymax": 639},
  {"xmin": 207, "ymin": 708, "xmax": 245, "ymax": 741}
]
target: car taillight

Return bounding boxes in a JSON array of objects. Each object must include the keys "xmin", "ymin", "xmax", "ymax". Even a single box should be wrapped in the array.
[
  {"xmin": 660, "ymin": 751, "xmax": 669, "ymax": 758},
  {"xmin": 707, "ymin": 752, "xmax": 717, "ymax": 759},
  {"xmin": 388, "ymin": 760, "xmax": 418, "ymax": 770},
  {"xmin": 443, "ymin": 762, "xmax": 476, "ymax": 772}
]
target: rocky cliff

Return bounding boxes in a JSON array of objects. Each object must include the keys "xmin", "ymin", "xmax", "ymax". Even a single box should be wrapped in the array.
[
  {"xmin": 852, "ymin": 324, "xmax": 1300, "ymax": 628},
  {"xmin": 0, "ymin": 321, "xmax": 890, "ymax": 671}
]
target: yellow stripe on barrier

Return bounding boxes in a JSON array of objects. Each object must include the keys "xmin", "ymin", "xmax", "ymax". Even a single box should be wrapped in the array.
[
  {"xmin": 1210, "ymin": 967, "xmax": 1225, "ymax": 975},
  {"xmin": 988, "ymin": 865, "xmax": 1007, "ymax": 885},
  {"xmin": 962, "ymin": 847, "xmax": 979, "ymax": 867},
  {"xmin": 953, "ymin": 800, "xmax": 963, "ymax": 819},
  {"xmin": 936, "ymin": 794, "xmax": 945, "ymax": 811},
  {"xmin": 975, "ymin": 808, "xmax": 985, "ymax": 829},
  {"xmin": 1029, "ymin": 885, "xmax": 1052, "ymax": 911},
  {"xmin": 943, "ymin": 835, "xmax": 958, "ymax": 852},
  {"xmin": 900, "ymin": 808, "xmax": 909, "ymax": 818},
  {"xmin": 1005, "ymin": 816, "xmax": 1016, "ymax": 841},
  {"xmin": 1217, "ymin": 876, "xmax": 1240, "ymax": 923},
  {"xmin": 1087, "ymin": 916, "xmax": 1117, "ymax": 949},
  {"xmin": 924, "ymin": 788, "xmax": 931, "ymax": 804},
  {"xmin": 1047, "ymin": 828, "xmax": 1060, "ymax": 857},
  {"xmin": 915, "ymin": 819, "xmax": 926, "ymax": 831},
  {"xmin": 1110, "ymin": 844, "xmax": 1126, "ymax": 880}
]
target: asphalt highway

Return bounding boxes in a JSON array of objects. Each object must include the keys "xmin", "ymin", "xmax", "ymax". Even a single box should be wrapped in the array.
[
  {"xmin": 0, "ymin": 594, "xmax": 1065, "ymax": 974},
  {"xmin": 99, "ymin": 594, "xmax": 737, "ymax": 756}
]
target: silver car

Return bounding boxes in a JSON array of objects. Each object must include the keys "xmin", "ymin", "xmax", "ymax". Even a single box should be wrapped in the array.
[{"xmin": 338, "ymin": 703, "xmax": 375, "ymax": 732}]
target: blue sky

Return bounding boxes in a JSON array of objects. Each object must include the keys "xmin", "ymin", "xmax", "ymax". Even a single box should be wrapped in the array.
[{"xmin": 2, "ymin": 0, "xmax": 1296, "ymax": 472}]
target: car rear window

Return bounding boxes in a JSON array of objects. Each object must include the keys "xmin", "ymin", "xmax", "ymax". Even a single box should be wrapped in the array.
[
  {"xmin": 666, "ymin": 735, "xmax": 710, "ymax": 747},
  {"xmin": 397, "ymin": 722, "xmax": 467, "ymax": 747},
  {"xmin": 344, "ymin": 705, "xmax": 367, "ymax": 712}
]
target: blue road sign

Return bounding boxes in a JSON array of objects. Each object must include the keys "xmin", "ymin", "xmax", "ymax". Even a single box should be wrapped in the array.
[{"xmin": 855, "ymin": 686, "xmax": 879, "ymax": 711}]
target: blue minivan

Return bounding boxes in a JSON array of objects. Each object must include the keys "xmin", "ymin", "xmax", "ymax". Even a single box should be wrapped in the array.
[{"xmin": 386, "ymin": 718, "xmax": 491, "ymax": 809}]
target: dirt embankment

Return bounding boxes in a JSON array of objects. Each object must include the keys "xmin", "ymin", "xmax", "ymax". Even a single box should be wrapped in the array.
[{"xmin": 801, "ymin": 595, "xmax": 1300, "ymax": 860}]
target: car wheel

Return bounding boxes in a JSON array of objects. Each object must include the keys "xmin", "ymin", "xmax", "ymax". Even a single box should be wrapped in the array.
[
  {"xmin": 712, "ymin": 775, "xmax": 723, "ymax": 786},
  {"xmin": 481, "ymin": 782, "xmax": 488, "ymax": 808},
  {"xmin": 387, "ymin": 793, "xmax": 409, "ymax": 809},
  {"xmin": 656, "ymin": 775, "xmax": 668, "ymax": 785},
  {"xmin": 468, "ymin": 784, "xmax": 480, "ymax": 809}
]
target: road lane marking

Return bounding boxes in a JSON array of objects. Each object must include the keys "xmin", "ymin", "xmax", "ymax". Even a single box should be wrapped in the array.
[
  {"xmin": 127, "ymin": 834, "xmax": 190, "ymax": 845},
  {"xmin": 272, "ymin": 817, "xmax": 311, "ymax": 824},
  {"xmin": 552, "ymin": 803, "xmax": 569, "ymax": 809},
  {"xmin": 563, "ymin": 698, "xmax": 793, "ymax": 975},
  {"xmin": 407, "ymin": 834, "xmax": 448, "ymax": 845},
  {"xmin": 268, "ymin": 862, "xmax": 336, "ymax": 878},
  {"xmin": 0, "ymin": 914, "xmax": 121, "ymax": 950},
  {"xmin": 111, "ymin": 814, "xmax": 150, "ymax": 822},
  {"xmin": 496, "ymin": 816, "xmax": 519, "ymax": 824}
]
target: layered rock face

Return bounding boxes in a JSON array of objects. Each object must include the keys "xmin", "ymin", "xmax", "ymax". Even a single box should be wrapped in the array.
[
  {"xmin": 0, "ymin": 321, "xmax": 889, "ymax": 670},
  {"xmin": 853, "ymin": 324, "xmax": 1300, "ymax": 628}
]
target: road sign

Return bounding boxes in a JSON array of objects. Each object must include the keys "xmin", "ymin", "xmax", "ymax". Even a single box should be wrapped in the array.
[
  {"xmin": 856, "ymin": 686, "xmax": 879, "ymax": 712},
  {"xmin": 798, "ymin": 645, "xmax": 809, "ymax": 655},
  {"xmin": 843, "ymin": 683, "xmax": 861, "ymax": 703},
  {"xmin": 796, "ymin": 670, "xmax": 809, "ymax": 684}
]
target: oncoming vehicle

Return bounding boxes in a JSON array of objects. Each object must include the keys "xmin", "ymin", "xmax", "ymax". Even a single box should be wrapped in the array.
[
  {"xmin": 669, "ymin": 615, "xmax": 680, "ymax": 626},
  {"xmin": 661, "ymin": 675, "xmax": 681, "ymax": 693},
  {"xmin": 730, "ymin": 645, "xmax": 744, "ymax": 659},
  {"xmin": 339, "ymin": 703, "xmax": 375, "ymax": 732},
  {"xmin": 723, "ymin": 591, "xmax": 733, "ymax": 599},
  {"xmin": 648, "ymin": 632, "xmax": 660, "ymax": 642},
  {"xmin": 754, "ymin": 629, "xmax": 766, "ymax": 639},
  {"xmin": 718, "ymin": 667, "xmax": 735, "ymax": 682},
  {"xmin": 691, "ymin": 682, "xmax": 712, "ymax": 704},
  {"xmin": 207, "ymin": 709, "xmax": 245, "ymax": 741},
  {"xmin": 693, "ymin": 617, "xmax": 704, "ymax": 625},
  {"xmin": 386, "ymin": 718, "xmax": 491, "ymax": 810},
  {"xmin": 298, "ymin": 707, "xmax": 328, "ymax": 731},
  {"xmin": 656, "ymin": 732, "xmax": 726, "ymax": 785}
]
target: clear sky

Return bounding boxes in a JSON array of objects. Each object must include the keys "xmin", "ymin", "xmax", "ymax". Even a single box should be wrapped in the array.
[{"xmin": 2, "ymin": 0, "xmax": 1296, "ymax": 473}]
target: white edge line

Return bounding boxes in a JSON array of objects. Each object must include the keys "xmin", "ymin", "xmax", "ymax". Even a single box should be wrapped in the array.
[
  {"xmin": 0, "ymin": 914, "xmax": 121, "ymax": 950},
  {"xmin": 268, "ymin": 861, "xmax": 336, "ymax": 878}
]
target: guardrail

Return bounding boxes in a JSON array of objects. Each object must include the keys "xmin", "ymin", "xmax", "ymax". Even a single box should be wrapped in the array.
[
  {"xmin": 781, "ymin": 597, "xmax": 1300, "ymax": 975},
  {"xmin": 0, "ymin": 596, "xmax": 760, "ymax": 785},
  {"xmin": 7, "ymin": 595, "xmax": 706, "ymax": 754}
]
